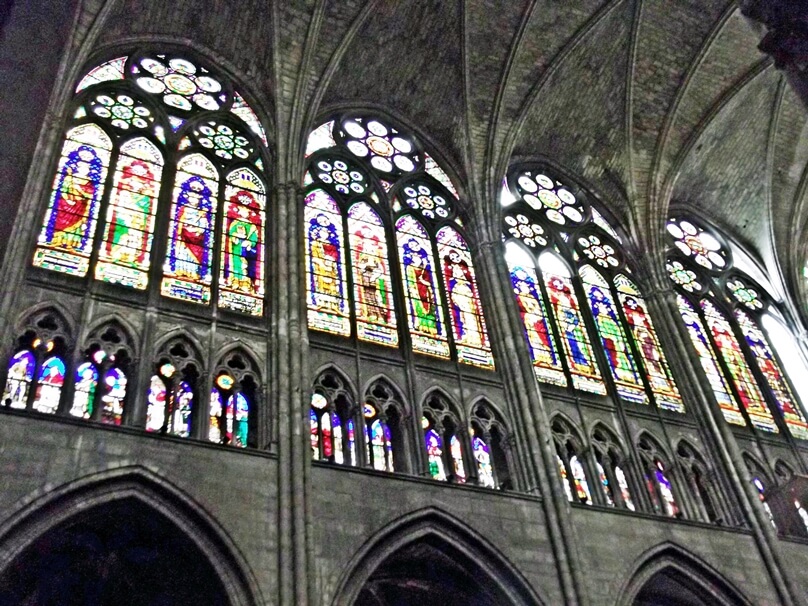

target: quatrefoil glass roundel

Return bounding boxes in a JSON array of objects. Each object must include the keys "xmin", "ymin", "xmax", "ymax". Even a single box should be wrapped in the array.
[
  {"xmin": 314, "ymin": 156, "xmax": 369, "ymax": 196},
  {"xmin": 88, "ymin": 93, "xmax": 153, "ymax": 130},
  {"xmin": 513, "ymin": 171, "xmax": 585, "ymax": 226},
  {"xmin": 402, "ymin": 181, "xmax": 452, "ymax": 220},
  {"xmin": 578, "ymin": 234, "xmax": 619, "ymax": 269},
  {"xmin": 666, "ymin": 259, "xmax": 703, "ymax": 293},
  {"xmin": 134, "ymin": 56, "xmax": 224, "ymax": 112},
  {"xmin": 340, "ymin": 117, "xmax": 419, "ymax": 176},
  {"xmin": 503, "ymin": 213, "xmax": 547, "ymax": 248},
  {"xmin": 666, "ymin": 219, "xmax": 727, "ymax": 271},
  {"xmin": 727, "ymin": 278, "xmax": 763, "ymax": 310}
]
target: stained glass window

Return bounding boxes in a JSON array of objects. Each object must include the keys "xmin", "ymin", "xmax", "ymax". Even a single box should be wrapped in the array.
[
  {"xmin": 2, "ymin": 351, "xmax": 36, "ymax": 410},
  {"xmin": 305, "ymin": 190, "xmax": 350, "ymax": 336},
  {"xmin": 615, "ymin": 466, "xmax": 635, "ymax": 511},
  {"xmin": 580, "ymin": 266, "xmax": 646, "ymax": 404},
  {"xmin": 472, "ymin": 433, "xmax": 495, "ymax": 488},
  {"xmin": 34, "ymin": 124, "xmax": 113, "ymax": 276},
  {"xmin": 100, "ymin": 367, "xmax": 127, "ymax": 425},
  {"xmin": 348, "ymin": 203, "xmax": 397, "ymax": 346},
  {"xmin": 736, "ymin": 310, "xmax": 808, "ymax": 439},
  {"xmin": 333, "ymin": 413, "xmax": 344, "ymax": 464},
  {"xmin": 505, "ymin": 244, "xmax": 565, "ymax": 386},
  {"xmin": 437, "ymin": 227, "xmax": 493, "ymax": 368},
  {"xmin": 616, "ymin": 275, "xmax": 684, "ymax": 412},
  {"xmin": 219, "ymin": 168, "xmax": 266, "ymax": 315},
  {"xmin": 32, "ymin": 356, "xmax": 65, "ymax": 414},
  {"xmin": 162, "ymin": 154, "xmax": 218, "ymax": 304},
  {"xmin": 230, "ymin": 92, "xmax": 267, "ymax": 146},
  {"xmin": 146, "ymin": 375, "xmax": 167, "ymax": 432},
  {"xmin": 71, "ymin": 362, "xmax": 98, "ymax": 418},
  {"xmin": 556, "ymin": 454, "xmax": 574, "ymax": 502},
  {"xmin": 597, "ymin": 462, "xmax": 614, "ymax": 506},
  {"xmin": 570, "ymin": 455, "xmax": 592, "ymax": 504},
  {"xmin": 651, "ymin": 460, "xmax": 679, "ymax": 517},
  {"xmin": 75, "ymin": 57, "xmax": 126, "ymax": 92},
  {"xmin": 171, "ymin": 381, "xmax": 193, "ymax": 437},
  {"xmin": 425, "ymin": 424, "xmax": 446, "ymax": 481},
  {"xmin": 397, "ymin": 216, "xmax": 449, "ymax": 359},
  {"xmin": 667, "ymin": 218, "xmax": 728, "ymax": 271},
  {"xmin": 542, "ymin": 254, "xmax": 605, "ymax": 395},
  {"xmin": 450, "ymin": 435, "xmax": 467, "ymax": 483},
  {"xmin": 310, "ymin": 408, "xmax": 320, "ymax": 459},
  {"xmin": 95, "ymin": 138, "xmax": 163, "ymax": 289},
  {"xmin": 512, "ymin": 169, "xmax": 586, "ymax": 226},
  {"xmin": 701, "ymin": 299, "xmax": 777, "ymax": 432}
]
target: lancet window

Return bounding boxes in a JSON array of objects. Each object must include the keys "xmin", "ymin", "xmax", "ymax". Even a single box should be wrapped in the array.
[
  {"xmin": 303, "ymin": 115, "xmax": 493, "ymax": 368},
  {"xmin": 502, "ymin": 166, "xmax": 683, "ymax": 411},
  {"xmin": 209, "ymin": 350, "xmax": 260, "ymax": 448},
  {"xmin": 551, "ymin": 417, "xmax": 592, "ymax": 505},
  {"xmin": 638, "ymin": 435, "xmax": 679, "ymax": 518},
  {"xmin": 310, "ymin": 370, "xmax": 358, "ymax": 466},
  {"xmin": 421, "ymin": 393, "xmax": 468, "ymax": 483},
  {"xmin": 591, "ymin": 425, "xmax": 635, "ymax": 510},
  {"xmin": 147, "ymin": 337, "xmax": 201, "ymax": 438},
  {"xmin": 666, "ymin": 217, "xmax": 808, "ymax": 439},
  {"xmin": 33, "ymin": 51, "xmax": 269, "ymax": 316}
]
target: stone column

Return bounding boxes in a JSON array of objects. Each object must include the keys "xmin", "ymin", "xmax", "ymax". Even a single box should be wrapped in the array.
[
  {"xmin": 474, "ymin": 239, "xmax": 589, "ymax": 605},
  {"xmin": 643, "ymin": 279, "xmax": 802, "ymax": 605},
  {"xmin": 271, "ymin": 182, "xmax": 311, "ymax": 605},
  {"xmin": 740, "ymin": 0, "xmax": 808, "ymax": 108}
]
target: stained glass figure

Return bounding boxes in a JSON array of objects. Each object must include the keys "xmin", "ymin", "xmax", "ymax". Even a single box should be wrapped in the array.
[
  {"xmin": 347, "ymin": 418, "xmax": 358, "ymax": 467},
  {"xmin": 310, "ymin": 407, "xmax": 320, "ymax": 459},
  {"xmin": 230, "ymin": 92, "xmax": 267, "ymax": 146},
  {"xmin": 473, "ymin": 433, "xmax": 495, "ymax": 488},
  {"xmin": 505, "ymin": 244, "xmax": 565, "ymax": 386},
  {"xmin": 615, "ymin": 465, "xmax": 635, "ymax": 511},
  {"xmin": 3, "ymin": 351, "xmax": 35, "ymax": 410},
  {"xmin": 100, "ymin": 367, "xmax": 126, "ymax": 425},
  {"xmin": 701, "ymin": 299, "xmax": 777, "ymax": 431},
  {"xmin": 425, "ymin": 426, "xmax": 446, "ymax": 481},
  {"xmin": 541, "ymin": 253, "xmax": 605, "ymax": 394},
  {"xmin": 332, "ymin": 413, "xmax": 344, "ymax": 464},
  {"xmin": 580, "ymin": 266, "xmax": 646, "ymax": 404},
  {"xmin": 226, "ymin": 393, "xmax": 250, "ymax": 447},
  {"xmin": 556, "ymin": 454, "xmax": 574, "ymax": 502},
  {"xmin": 667, "ymin": 218, "xmax": 727, "ymax": 271},
  {"xmin": 423, "ymin": 152, "xmax": 459, "ymax": 200},
  {"xmin": 95, "ymin": 138, "xmax": 163, "ymax": 289},
  {"xmin": 133, "ymin": 56, "xmax": 225, "ymax": 113},
  {"xmin": 437, "ymin": 227, "xmax": 494, "ymax": 368},
  {"xmin": 597, "ymin": 462, "xmax": 614, "ymax": 506},
  {"xmin": 305, "ymin": 189, "xmax": 350, "ymax": 335},
  {"xmin": 32, "ymin": 356, "xmax": 65, "ymax": 414},
  {"xmin": 34, "ymin": 124, "xmax": 113, "ymax": 276},
  {"xmin": 171, "ymin": 381, "xmax": 193, "ymax": 437},
  {"xmin": 368, "ymin": 419, "xmax": 391, "ymax": 471},
  {"xmin": 676, "ymin": 296, "xmax": 747, "ymax": 426},
  {"xmin": 397, "ymin": 216, "xmax": 449, "ymax": 358},
  {"xmin": 71, "ymin": 362, "xmax": 98, "ymax": 418},
  {"xmin": 161, "ymin": 154, "xmax": 218, "ymax": 303},
  {"xmin": 339, "ymin": 117, "xmax": 419, "ymax": 175},
  {"xmin": 314, "ymin": 156, "xmax": 370, "ymax": 197},
  {"xmin": 654, "ymin": 461, "xmax": 679, "ymax": 517},
  {"xmin": 348, "ymin": 203, "xmax": 397, "ymax": 346},
  {"xmin": 616, "ymin": 275, "xmax": 684, "ymax": 412},
  {"xmin": 76, "ymin": 56, "xmax": 127, "ymax": 92},
  {"xmin": 401, "ymin": 180, "xmax": 453, "ymax": 221},
  {"xmin": 209, "ymin": 389, "xmax": 224, "ymax": 443},
  {"xmin": 450, "ymin": 435, "xmax": 467, "ymax": 483},
  {"xmin": 146, "ymin": 375, "xmax": 167, "ymax": 432},
  {"xmin": 570, "ymin": 456, "xmax": 592, "ymax": 504},
  {"xmin": 219, "ymin": 168, "xmax": 266, "ymax": 315},
  {"xmin": 322, "ymin": 411, "xmax": 334, "ymax": 459},
  {"xmin": 736, "ymin": 310, "xmax": 808, "ymax": 439},
  {"xmin": 512, "ymin": 170, "xmax": 586, "ymax": 226}
]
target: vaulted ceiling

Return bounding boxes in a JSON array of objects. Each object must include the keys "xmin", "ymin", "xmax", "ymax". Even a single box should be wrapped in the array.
[{"xmin": 67, "ymin": 0, "xmax": 808, "ymax": 311}]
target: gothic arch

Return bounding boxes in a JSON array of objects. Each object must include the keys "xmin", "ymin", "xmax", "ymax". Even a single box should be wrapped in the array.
[
  {"xmin": 618, "ymin": 542, "xmax": 752, "ymax": 606},
  {"xmin": 152, "ymin": 328, "xmax": 206, "ymax": 367},
  {"xmin": 331, "ymin": 507, "xmax": 544, "ymax": 606},
  {"xmin": 313, "ymin": 363, "xmax": 357, "ymax": 401},
  {"xmin": 81, "ymin": 314, "xmax": 139, "ymax": 354},
  {"xmin": 13, "ymin": 302, "xmax": 76, "ymax": 343},
  {"xmin": 361, "ymin": 374, "xmax": 409, "ymax": 413},
  {"xmin": 214, "ymin": 340, "xmax": 265, "ymax": 373},
  {"xmin": 0, "ymin": 465, "xmax": 262, "ymax": 606}
]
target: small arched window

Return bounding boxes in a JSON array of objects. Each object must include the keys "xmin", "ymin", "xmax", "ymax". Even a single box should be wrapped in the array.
[
  {"xmin": 502, "ymin": 166, "xmax": 683, "ymax": 411},
  {"xmin": 209, "ymin": 349, "xmax": 260, "ymax": 448},
  {"xmin": 310, "ymin": 370, "xmax": 357, "ymax": 466},
  {"xmin": 666, "ymin": 217, "xmax": 808, "ymax": 439},
  {"xmin": 33, "ymin": 52, "xmax": 269, "ymax": 316},
  {"xmin": 469, "ymin": 401, "xmax": 514, "ymax": 490},
  {"xmin": 147, "ymin": 337, "xmax": 202, "ymax": 438},
  {"xmin": 638, "ymin": 435, "xmax": 679, "ymax": 518},
  {"xmin": 303, "ymin": 115, "xmax": 493, "ymax": 368},
  {"xmin": 422, "ymin": 393, "xmax": 468, "ymax": 483},
  {"xmin": 551, "ymin": 417, "xmax": 592, "ymax": 505},
  {"xmin": 591, "ymin": 425, "xmax": 635, "ymax": 510},
  {"xmin": 677, "ymin": 442, "xmax": 720, "ymax": 523},
  {"xmin": 362, "ymin": 379, "xmax": 406, "ymax": 473}
]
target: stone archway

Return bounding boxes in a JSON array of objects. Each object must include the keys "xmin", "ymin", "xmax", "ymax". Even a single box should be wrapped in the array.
[{"xmin": 334, "ymin": 508, "xmax": 543, "ymax": 606}]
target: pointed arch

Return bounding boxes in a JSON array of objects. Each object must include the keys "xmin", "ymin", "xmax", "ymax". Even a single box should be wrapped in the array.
[
  {"xmin": 469, "ymin": 398, "xmax": 514, "ymax": 490},
  {"xmin": 551, "ymin": 413, "xmax": 592, "ymax": 504},
  {"xmin": 311, "ymin": 365, "xmax": 358, "ymax": 465},
  {"xmin": 0, "ymin": 466, "xmax": 261, "ymax": 606},
  {"xmin": 590, "ymin": 422, "xmax": 636, "ymax": 510},
  {"xmin": 618, "ymin": 542, "xmax": 752, "ymax": 606},
  {"xmin": 210, "ymin": 345, "xmax": 263, "ymax": 448},
  {"xmin": 421, "ymin": 389, "xmax": 467, "ymax": 483},
  {"xmin": 331, "ymin": 507, "xmax": 544, "ymax": 606},
  {"xmin": 637, "ymin": 432, "xmax": 680, "ymax": 517}
]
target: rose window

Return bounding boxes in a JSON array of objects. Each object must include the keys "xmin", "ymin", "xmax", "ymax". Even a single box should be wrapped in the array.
[
  {"xmin": 513, "ymin": 170, "xmax": 586, "ymax": 226},
  {"xmin": 666, "ymin": 260, "xmax": 703, "ymax": 293},
  {"xmin": 503, "ymin": 213, "xmax": 547, "ymax": 248},
  {"xmin": 133, "ymin": 56, "xmax": 226, "ymax": 112},
  {"xmin": 339, "ymin": 117, "xmax": 420, "ymax": 176},
  {"xmin": 314, "ymin": 156, "xmax": 370, "ymax": 196},
  {"xmin": 401, "ymin": 181, "xmax": 453, "ymax": 220},
  {"xmin": 88, "ymin": 93, "xmax": 153, "ymax": 130},
  {"xmin": 666, "ymin": 219, "xmax": 727, "ymax": 271},
  {"xmin": 727, "ymin": 278, "xmax": 763, "ymax": 310},
  {"xmin": 577, "ymin": 234, "xmax": 619, "ymax": 269},
  {"xmin": 191, "ymin": 121, "xmax": 253, "ymax": 160}
]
